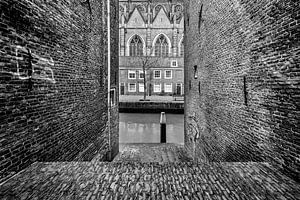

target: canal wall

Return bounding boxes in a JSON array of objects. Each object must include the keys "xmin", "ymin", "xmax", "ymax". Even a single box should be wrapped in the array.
[{"xmin": 119, "ymin": 102, "xmax": 184, "ymax": 113}]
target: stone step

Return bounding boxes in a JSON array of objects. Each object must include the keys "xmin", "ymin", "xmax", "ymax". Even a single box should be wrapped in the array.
[{"xmin": 113, "ymin": 143, "xmax": 194, "ymax": 163}]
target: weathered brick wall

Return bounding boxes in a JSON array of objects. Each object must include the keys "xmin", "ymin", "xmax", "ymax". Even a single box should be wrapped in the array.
[
  {"xmin": 109, "ymin": 0, "xmax": 120, "ymax": 160},
  {"xmin": 184, "ymin": 0, "xmax": 299, "ymax": 181},
  {"xmin": 0, "ymin": 0, "xmax": 119, "ymax": 182}
]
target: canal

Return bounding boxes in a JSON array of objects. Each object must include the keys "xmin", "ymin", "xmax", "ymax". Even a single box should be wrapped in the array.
[{"xmin": 119, "ymin": 113, "xmax": 184, "ymax": 145}]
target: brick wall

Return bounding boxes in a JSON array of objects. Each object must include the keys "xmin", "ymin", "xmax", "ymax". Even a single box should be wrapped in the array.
[
  {"xmin": 0, "ymin": 0, "xmax": 119, "ymax": 183},
  {"xmin": 184, "ymin": 0, "xmax": 299, "ymax": 182},
  {"xmin": 109, "ymin": 0, "xmax": 120, "ymax": 160}
]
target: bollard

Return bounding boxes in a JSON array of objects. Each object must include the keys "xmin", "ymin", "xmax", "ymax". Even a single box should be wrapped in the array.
[{"xmin": 160, "ymin": 112, "xmax": 166, "ymax": 143}]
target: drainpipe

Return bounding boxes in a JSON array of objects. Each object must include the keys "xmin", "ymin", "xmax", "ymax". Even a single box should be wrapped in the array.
[{"xmin": 107, "ymin": 0, "xmax": 112, "ymax": 161}]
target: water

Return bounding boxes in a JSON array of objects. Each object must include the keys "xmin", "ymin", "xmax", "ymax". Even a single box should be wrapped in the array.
[{"xmin": 119, "ymin": 113, "xmax": 184, "ymax": 144}]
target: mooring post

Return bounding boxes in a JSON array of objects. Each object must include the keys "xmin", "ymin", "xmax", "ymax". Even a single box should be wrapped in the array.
[{"xmin": 160, "ymin": 112, "xmax": 166, "ymax": 143}]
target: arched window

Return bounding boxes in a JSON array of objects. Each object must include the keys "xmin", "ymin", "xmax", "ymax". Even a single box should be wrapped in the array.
[
  {"xmin": 129, "ymin": 35, "xmax": 143, "ymax": 56},
  {"xmin": 154, "ymin": 35, "xmax": 169, "ymax": 57},
  {"xmin": 180, "ymin": 40, "xmax": 184, "ymax": 57}
]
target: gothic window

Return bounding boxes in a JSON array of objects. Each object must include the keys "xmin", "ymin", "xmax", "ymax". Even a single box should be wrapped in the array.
[
  {"xmin": 129, "ymin": 35, "xmax": 143, "ymax": 56},
  {"xmin": 154, "ymin": 35, "xmax": 169, "ymax": 57}
]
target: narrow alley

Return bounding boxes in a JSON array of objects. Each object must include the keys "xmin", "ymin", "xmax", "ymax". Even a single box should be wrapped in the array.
[{"xmin": 0, "ymin": 0, "xmax": 299, "ymax": 199}]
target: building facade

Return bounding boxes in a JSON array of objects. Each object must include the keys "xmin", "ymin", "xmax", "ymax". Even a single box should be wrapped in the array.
[{"xmin": 119, "ymin": 0, "xmax": 184, "ymax": 96}]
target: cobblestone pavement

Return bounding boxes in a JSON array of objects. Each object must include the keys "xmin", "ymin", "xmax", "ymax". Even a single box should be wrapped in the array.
[
  {"xmin": 0, "ymin": 144, "xmax": 299, "ymax": 199},
  {"xmin": 113, "ymin": 144, "xmax": 193, "ymax": 162},
  {"xmin": 0, "ymin": 161, "xmax": 299, "ymax": 200}
]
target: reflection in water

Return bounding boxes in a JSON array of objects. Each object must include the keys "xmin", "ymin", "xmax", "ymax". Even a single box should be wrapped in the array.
[{"xmin": 119, "ymin": 113, "xmax": 184, "ymax": 144}]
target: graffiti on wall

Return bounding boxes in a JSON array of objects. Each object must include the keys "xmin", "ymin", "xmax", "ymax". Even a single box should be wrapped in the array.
[{"xmin": 0, "ymin": 45, "xmax": 56, "ymax": 84}]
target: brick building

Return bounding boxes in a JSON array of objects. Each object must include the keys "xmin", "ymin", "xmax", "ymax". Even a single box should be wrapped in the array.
[
  {"xmin": 184, "ymin": 0, "xmax": 300, "ymax": 182},
  {"xmin": 119, "ymin": 0, "xmax": 184, "ymax": 96},
  {"xmin": 0, "ymin": 0, "xmax": 119, "ymax": 183}
]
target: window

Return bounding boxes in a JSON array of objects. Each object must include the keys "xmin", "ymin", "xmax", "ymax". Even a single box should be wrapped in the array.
[
  {"xmin": 165, "ymin": 70, "xmax": 172, "ymax": 79},
  {"xmin": 128, "ymin": 83, "xmax": 136, "ymax": 92},
  {"xmin": 154, "ymin": 70, "xmax": 161, "ymax": 79},
  {"xmin": 139, "ymin": 70, "xmax": 145, "ymax": 79},
  {"xmin": 139, "ymin": 83, "xmax": 144, "ymax": 92},
  {"xmin": 154, "ymin": 83, "xmax": 161, "ymax": 93},
  {"xmin": 128, "ymin": 70, "xmax": 136, "ymax": 79},
  {"xmin": 154, "ymin": 35, "xmax": 169, "ymax": 57},
  {"xmin": 171, "ymin": 60, "xmax": 178, "ymax": 67},
  {"xmin": 164, "ymin": 83, "xmax": 172, "ymax": 93},
  {"xmin": 130, "ymin": 35, "xmax": 143, "ymax": 56}
]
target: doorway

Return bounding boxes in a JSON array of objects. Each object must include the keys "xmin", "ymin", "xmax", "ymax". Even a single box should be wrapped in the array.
[{"xmin": 176, "ymin": 83, "xmax": 182, "ymax": 95}]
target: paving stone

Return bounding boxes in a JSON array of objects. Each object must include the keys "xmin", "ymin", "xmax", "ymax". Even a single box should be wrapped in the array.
[
  {"xmin": 0, "ymin": 144, "xmax": 299, "ymax": 199},
  {"xmin": 0, "ymin": 161, "xmax": 299, "ymax": 199}
]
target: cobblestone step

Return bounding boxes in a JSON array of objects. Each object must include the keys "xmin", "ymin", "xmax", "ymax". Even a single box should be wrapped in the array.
[{"xmin": 113, "ymin": 143, "xmax": 194, "ymax": 162}]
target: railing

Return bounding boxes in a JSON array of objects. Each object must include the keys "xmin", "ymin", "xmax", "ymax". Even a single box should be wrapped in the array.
[{"xmin": 119, "ymin": 56, "xmax": 184, "ymax": 68}]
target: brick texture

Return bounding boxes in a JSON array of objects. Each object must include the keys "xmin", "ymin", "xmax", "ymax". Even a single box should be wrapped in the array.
[
  {"xmin": 109, "ymin": 0, "xmax": 120, "ymax": 160},
  {"xmin": 184, "ymin": 0, "xmax": 300, "ymax": 182},
  {"xmin": 0, "ymin": 0, "xmax": 119, "ymax": 183}
]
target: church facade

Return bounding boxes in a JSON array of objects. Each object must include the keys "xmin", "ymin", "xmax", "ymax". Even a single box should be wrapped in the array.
[{"xmin": 119, "ymin": 0, "xmax": 184, "ymax": 96}]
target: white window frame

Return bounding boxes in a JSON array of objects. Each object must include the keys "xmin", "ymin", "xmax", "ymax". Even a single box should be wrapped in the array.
[
  {"xmin": 139, "ymin": 70, "xmax": 146, "ymax": 79},
  {"xmin": 139, "ymin": 83, "xmax": 144, "ymax": 92},
  {"xmin": 154, "ymin": 70, "xmax": 161, "ymax": 79},
  {"xmin": 171, "ymin": 60, "xmax": 178, "ymax": 67},
  {"xmin": 128, "ymin": 70, "xmax": 136, "ymax": 79},
  {"xmin": 128, "ymin": 83, "xmax": 136, "ymax": 92},
  {"xmin": 165, "ymin": 70, "xmax": 172, "ymax": 79},
  {"xmin": 164, "ymin": 83, "xmax": 172, "ymax": 93},
  {"xmin": 154, "ymin": 83, "xmax": 161, "ymax": 93}
]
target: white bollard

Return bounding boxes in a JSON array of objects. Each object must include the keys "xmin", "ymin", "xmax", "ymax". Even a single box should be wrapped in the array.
[{"xmin": 160, "ymin": 112, "xmax": 166, "ymax": 143}]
